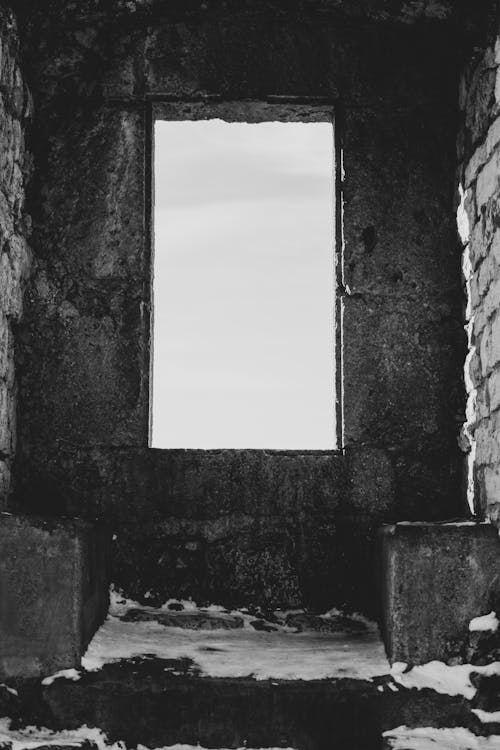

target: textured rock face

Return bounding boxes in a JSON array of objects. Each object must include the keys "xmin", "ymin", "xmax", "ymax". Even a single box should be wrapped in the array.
[
  {"xmin": 0, "ymin": 5, "xmax": 32, "ymax": 507},
  {"xmin": 458, "ymin": 28, "xmax": 500, "ymax": 522}
]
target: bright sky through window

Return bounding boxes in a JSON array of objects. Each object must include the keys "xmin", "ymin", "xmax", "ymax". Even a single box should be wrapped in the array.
[{"xmin": 151, "ymin": 119, "xmax": 335, "ymax": 449}]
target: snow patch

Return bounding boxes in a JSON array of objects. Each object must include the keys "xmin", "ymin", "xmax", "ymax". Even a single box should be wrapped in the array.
[
  {"xmin": 82, "ymin": 613, "xmax": 389, "ymax": 681},
  {"xmin": 470, "ymin": 612, "xmax": 500, "ymax": 633},
  {"xmin": 41, "ymin": 668, "xmax": 82, "ymax": 686},
  {"xmin": 0, "ymin": 719, "xmax": 122, "ymax": 750},
  {"xmin": 384, "ymin": 725, "xmax": 500, "ymax": 749},
  {"xmin": 0, "ymin": 684, "xmax": 18, "ymax": 696},
  {"xmin": 0, "ymin": 719, "xmax": 295, "ymax": 750},
  {"xmin": 473, "ymin": 709, "xmax": 500, "ymax": 723},
  {"xmin": 139, "ymin": 747, "xmax": 295, "ymax": 750},
  {"xmin": 394, "ymin": 520, "xmax": 490, "ymax": 528},
  {"xmin": 391, "ymin": 661, "xmax": 500, "ymax": 700}
]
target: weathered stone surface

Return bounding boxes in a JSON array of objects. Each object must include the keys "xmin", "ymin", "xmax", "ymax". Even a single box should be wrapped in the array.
[
  {"xmin": 17, "ymin": 106, "xmax": 148, "ymax": 450},
  {"xmin": 461, "ymin": 44, "xmax": 497, "ymax": 155},
  {"xmin": 14, "ymin": 445, "xmax": 393, "ymax": 612},
  {"xmin": 457, "ymin": 28, "xmax": 500, "ymax": 524},
  {"xmin": 340, "ymin": 81, "xmax": 464, "ymax": 518},
  {"xmin": 463, "ymin": 628, "xmax": 500, "ymax": 666},
  {"xmin": 477, "ymin": 149, "xmax": 500, "ymax": 211},
  {"xmin": 121, "ymin": 608, "xmax": 244, "ymax": 630},
  {"xmin": 0, "ymin": 513, "xmax": 110, "ymax": 679},
  {"xmin": 285, "ymin": 612, "xmax": 367, "ymax": 633},
  {"xmin": 15, "ymin": 0, "xmax": 479, "ymax": 32},
  {"xmin": 0, "ymin": 6, "xmax": 32, "ymax": 507},
  {"xmin": 475, "ymin": 411, "xmax": 500, "ymax": 466},
  {"xmin": 379, "ymin": 522, "xmax": 500, "ymax": 665}
]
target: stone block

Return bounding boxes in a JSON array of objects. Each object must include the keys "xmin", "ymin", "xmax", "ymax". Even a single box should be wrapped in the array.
[
  {"xmin": 0, "ymin": 513, "xmax": 110, "ymax": 679},
  {"xmin": 379, "ymin": 522, "xmax": 500, "ymax": 665},
  {"xmin": 475, "ymin": 413, "xmax": 500, "ymax": 466},
  {"xmin": 477, "ymin": 149, "xmax": 500, "ymax": 211}
]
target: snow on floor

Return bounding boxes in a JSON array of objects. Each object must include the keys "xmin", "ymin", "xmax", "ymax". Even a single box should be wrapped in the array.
[
  {"xmin": 470, "ymin": 612, "xmax": 500, "ymax": 633},
  {"xmin": 0, "ymin": 720, "xmax": 296, "ymax": 750},
  {"xmin": 388, "ymin": 607, "xmax": 500, "ymax": 700},
  {"xmin": 71, "ymin": 587, "xmax": 390, "ymax": 682},
  {"xmin": 395, "ymin": 521, "xmax": 490, "ymax": 528},
  {"xmin": 0, "ymin": 720, "xmax": 120, "ymax": 750},
  {"xmin": 383, "ymin": 726, "xmax": 500, "ymax": 749},
  {"xmin": 391, "ymin": 661, "xmax": 500, "ymax": 700},
  {"xmin": 81, "ymin": 614, "xmax": 389, "ymax": 681},
  {"xmin": 41, "ymin": 668, "xmax": 81, "ymax": 686},
  {"xmin": 473, "ymin": 710, "xmax": 500, "ymax": 723}
]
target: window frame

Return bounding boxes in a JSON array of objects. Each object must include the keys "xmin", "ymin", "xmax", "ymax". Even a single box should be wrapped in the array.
[{"xmin": 146, "ymin": 98, "xmax": 344, "ymax": 452}]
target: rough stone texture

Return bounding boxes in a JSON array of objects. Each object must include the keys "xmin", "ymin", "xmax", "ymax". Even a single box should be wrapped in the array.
[
  {"xmin": 284, "ymin": 612, "xmax": 367, "ymax": 633},
  {"xmin": 0, "ymin": 5, "xmax": 32, "ymax": 508},
  {"xmin": 0, "ymin": 513, "xmax": 110, "ymax": 679},
  {"xmin": 15, "ymin": 447, "xmax": 373, "ymax": 611},
  {"xmin": 457, "ymin": 21, "xmax": 500, "ymax": 522},
  {"xmin": 10, "ymin": 2, "xmax": 480, "ymax": 610},
  {"xmin": 121, "ymin": 608, "xmax": 244, "ymax": 629},
  {"xmin": 13, "ymin": 0, "xmax": 494, "ymax": 35},
  {"xmin": 463, "ymin": 624, "xmax": 500, "ymax": 666},
  {"xmin": 379, "ymin": 522, "xmax": 500, "ymax": 665}
]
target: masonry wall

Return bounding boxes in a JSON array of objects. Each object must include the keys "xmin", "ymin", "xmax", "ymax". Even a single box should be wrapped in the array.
[
  {"xmin": 13, "ymin": 2, "xmax": 470, "ymax": 613},
  {"xmin": 458, "ymin": 25, "xmax": 500, "ymax": 522},
  {"xmin": 0, "ymin": 5, "xmax": 31, "ymax": 507}
]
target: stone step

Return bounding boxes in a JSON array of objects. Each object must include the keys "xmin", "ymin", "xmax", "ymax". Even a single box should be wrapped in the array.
[{"xmin": 0, "ymin": 659, "xmax": 485, "ymax": 750}]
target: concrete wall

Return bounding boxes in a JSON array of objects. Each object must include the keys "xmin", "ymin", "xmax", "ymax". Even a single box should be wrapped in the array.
[
  {"xmin": 13, "ymin": 2, "xmax": 471, "ymax": 612},
  {"xmin": 0, "ymin": 4, "xmax": 31, "ymax": 507}
]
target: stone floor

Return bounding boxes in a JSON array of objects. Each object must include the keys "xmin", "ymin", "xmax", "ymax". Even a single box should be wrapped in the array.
[{"xmin": 77, "ymin": 595, "xmax": 388, "ymax": 682}]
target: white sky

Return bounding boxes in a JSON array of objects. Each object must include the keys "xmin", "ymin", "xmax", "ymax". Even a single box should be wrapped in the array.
[{"xmin": 151, "ymin": 119, "xmax": 335, "ymax": 449}]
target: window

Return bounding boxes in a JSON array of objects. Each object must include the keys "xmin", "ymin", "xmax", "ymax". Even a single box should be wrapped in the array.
[{"xmin": 151, "ymin": 116, "xmax": 335, "ymax": 449}]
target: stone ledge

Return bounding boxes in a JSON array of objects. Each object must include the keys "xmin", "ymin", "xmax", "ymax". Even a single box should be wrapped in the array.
[
  {"xmin": 378, "ymin": 521, "xmax": 500, "ymax": 665},
  {"xmin": 0, "ymin": 513, "xmax": 110, "ymax": 679}
]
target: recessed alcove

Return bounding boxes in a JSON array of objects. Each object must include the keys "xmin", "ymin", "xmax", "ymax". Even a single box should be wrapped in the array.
[{"xmin": 11, "ymin": 13, "xmax": 469, "ymax": 610}]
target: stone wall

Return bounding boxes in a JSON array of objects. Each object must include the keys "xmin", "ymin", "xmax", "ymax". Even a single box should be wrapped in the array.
[
  {"xmin": 12, "ymin": 1, "xmax": 474, "ymax": 611},
  {"xmin": 0, "ymin": 5, "xmax": 31, "ymax": 507},
  {"xmin": 458, "ymin": 26, "xmax": 500, "ymax": 522}
]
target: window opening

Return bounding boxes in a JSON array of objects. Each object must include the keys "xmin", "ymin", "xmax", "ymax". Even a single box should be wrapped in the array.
[{"xmin": 151, "ymin": 118, "xmax": 335, "ymax": 449}]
